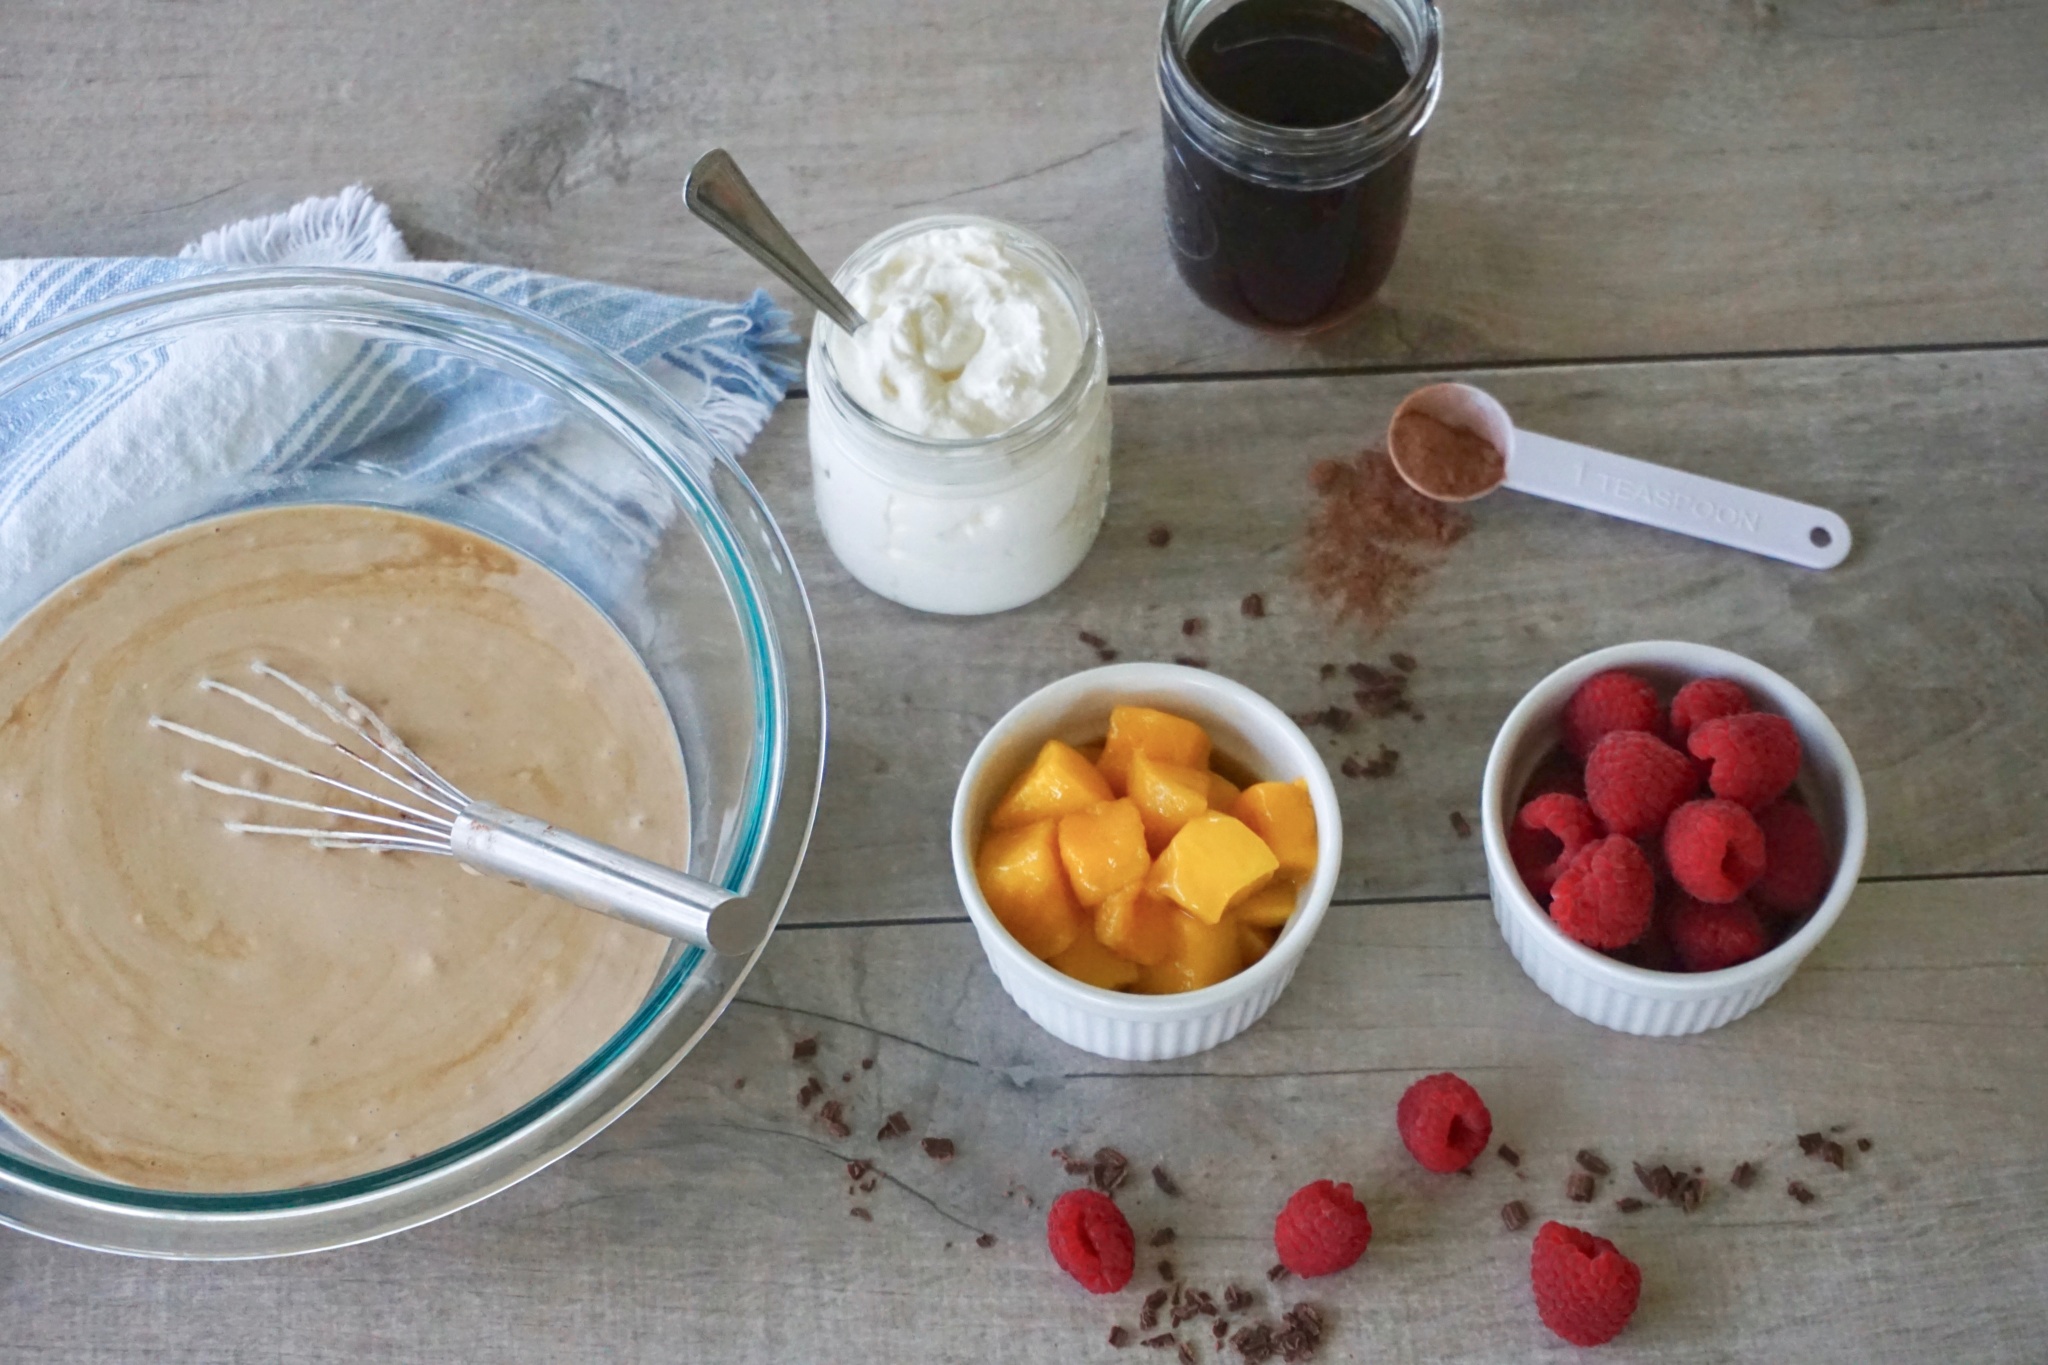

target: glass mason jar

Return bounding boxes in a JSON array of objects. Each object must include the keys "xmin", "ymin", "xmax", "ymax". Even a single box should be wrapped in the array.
[
  {"xmin": 806, "ymin": 215, "xmax": 1112, "ymax": 616},
  {"xmin": 1158, "ymin": 0, "xmax": 1443, "ymax": 334}
]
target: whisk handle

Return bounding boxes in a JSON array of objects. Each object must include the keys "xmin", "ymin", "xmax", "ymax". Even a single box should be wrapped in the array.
[{"xmin": 451, "ymin": 803, "xmax": 770, "ymax": 957}]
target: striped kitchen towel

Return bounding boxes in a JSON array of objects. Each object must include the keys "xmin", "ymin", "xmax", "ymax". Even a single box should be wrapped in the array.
[{"xmin": 0, "ymin": 185, "xmax": 798, "ymax": 594}]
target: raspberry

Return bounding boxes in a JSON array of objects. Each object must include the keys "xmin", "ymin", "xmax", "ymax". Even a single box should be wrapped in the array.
[
  {"xmin": 1045, "ymin": 1189, "xmax": 1135, "ymax": 1294},
  {"xmin": 1272, "ymin": 1179, "xmax": 1373, "ymax": 1277},
  {"xmin": 1561, "ymin": 670, "xmax": 1663, "ymax": 759},
  {"xmin": 1688, "ymin": 712, "xmax": 1801, "ymax": 810},
  {"xmin": 1548, "ymin": 836, "xmax": 1654, "ymax": 949},
  {"xmin": 1530, "ymin": 1221, "xmax": 1642, "ymax": 1347},
  {"xmin": 1668, "ymin": 892, "xmax": 1770, "ymax": 972},
  {"xmin": 1584, "ymin": 731, "xmax": 1699, "ymax": 839},
  {"xmin": 1664, "ymin": 798, "xmax": 1767, "ymax": 903},
  {"xmin": 1396, "ymin": 1072, "xmax": 1494, "ymax": 1174},
  {"xmin": 1510, "ymin": 793, "xmax": 1604, "ymax": 900},
  {"xmin": 1754, "ymin": 800, "xmax": 1831, "ymax": 916},
  {"xmin": 1667, "ymin": 677, "xmax": 1750, "ymax": 747}
]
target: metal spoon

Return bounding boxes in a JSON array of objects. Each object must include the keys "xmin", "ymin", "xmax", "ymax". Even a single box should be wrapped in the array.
[
  {"xmin": 1387, "ymin": 382, "xmax": 1851, "ymax": 570},
  {"xmin": 683, "ymin": 149, "xmax": 868, "ymax": 334}
]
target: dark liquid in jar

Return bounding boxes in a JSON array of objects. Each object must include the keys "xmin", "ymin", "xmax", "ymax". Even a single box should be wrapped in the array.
[{"xmin": 1165, "ymin": 0, "xmax": 1419, "ymax": 332}]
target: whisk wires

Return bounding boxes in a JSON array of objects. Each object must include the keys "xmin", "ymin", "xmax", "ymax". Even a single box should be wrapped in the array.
[{"xmin": 148, "ymin": 661, "xmax": 471, "ymax": 854}]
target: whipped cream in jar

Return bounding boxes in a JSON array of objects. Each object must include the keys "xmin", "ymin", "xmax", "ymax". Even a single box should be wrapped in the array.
[{"xmin": 807, "ymin": 215, "xmax": 1111, "ymax": 615}]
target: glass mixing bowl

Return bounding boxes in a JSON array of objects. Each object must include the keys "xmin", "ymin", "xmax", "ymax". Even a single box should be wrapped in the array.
[{"xmin": 0, "ymin": 269, "xmax": 824, "ymax": 1257}]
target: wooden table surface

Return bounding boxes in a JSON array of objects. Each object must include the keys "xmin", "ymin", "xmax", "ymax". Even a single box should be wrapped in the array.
[{"xmin": 4, "ymin": 0, "xmax": 2046, "ymax": 1360}]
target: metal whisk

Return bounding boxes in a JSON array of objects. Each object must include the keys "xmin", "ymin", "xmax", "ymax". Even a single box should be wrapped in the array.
[{"xmin": 149, "ymin": 661, "xmax": 767, "ymax": 956}]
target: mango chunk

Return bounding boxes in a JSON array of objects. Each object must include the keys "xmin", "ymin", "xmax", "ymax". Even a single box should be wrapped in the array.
[
  {"xmin": 1057, "ymin": 799, "xmax": 1151, "ymax": 908},
  {"xmin": 1137, "ymin": 908, "xmax": 1243, "ymax": 993},
  {"xmin": 1048, "ymin": 931, "xmax": 1143, "ymax": 991},
  {"xmin": 1232, "ymin": 779, "xmax": 1319, "ymax": 881},
  {"xmin": 1094, "ymin": 881, "xmax": 1180, "ymax": 967},
  {"xmin": 975, "ymin": 818, "xmax": 1085, "ymax": 960},
  {"xmin": 1148, "ymin": 812, "xmax": 1280, "ymax": 925},
  {"xmin": 1207, "ymin": 770, "xmax": 1243, "ymax": 810},
  {"xmin": 1236, "ymin": 915, "xmax": 1279, "ymax": 966},
  {"xmin": 1098, "ymin": 706, "xmax": 1212, "ymax": 795},
  {"xmin": 1127, "ymin": 751, "xmax": 1211, "ymax": 854},
  {"xmin": 1233, "ymin": 879, "xmax": 1299, "ymax": 929},
  {"xmin": 990, "ymin": 740, "xmax": 1114, "ymax": 832}
]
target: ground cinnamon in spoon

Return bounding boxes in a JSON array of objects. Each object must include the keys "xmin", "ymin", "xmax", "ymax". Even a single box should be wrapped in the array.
[
  {"xmin": 1302, "ymin": 448, "xmax": 1471, "ymax": 631},
  {"xmin": 1389, "ymin": 409, "xmax": 1506, "ymax": 500}
]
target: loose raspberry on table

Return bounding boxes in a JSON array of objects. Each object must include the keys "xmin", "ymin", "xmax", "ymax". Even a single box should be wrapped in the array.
[
  {"xmin": 1273, "ymin": 1179, "xmax": 1373, "ymax": 1277},
  {"xmin": 1754, "ymin": 800, "xmax": 1831, "ymax": 916},
  {"xmin": 1046, "ymin": 1188, "xmax": 1135, "ymax": 1294},
  {"xmin": 1561, "ymin": 670, "xmax": 1663, "ymax": 759},
  {"xmin": 1688, "ymin": 712, "xmax": 1801, "ymax": 810},
  {"xmin": 1667, "ymin": 677, "xmax": 1750, "ymax": 748},
  {"xmin": 1664, "ymin": 798, "xmax": 1767, "ymax": 903},
  {"xmin": 1585, "ymin": 731, "xmax": 1700, "ymax": 838},
  {"xmin": 1549, "ymin": 836, "xmax": 1654, "ymax": 949},
  {"xmin": 1667, "ymin": 893, "xmax": 1770, "ymax": 972},
  {"xmin": 1510, "ymin": 793, "xmax": 1604, "ymax": 900},
  {"xmin": 1396, "ymin": 1072, "xmax": 1494, "ymax": 1174},
  {"xmin": 1531, "ymin": 1221, "xmax": 1642, "ymax": 1347}
]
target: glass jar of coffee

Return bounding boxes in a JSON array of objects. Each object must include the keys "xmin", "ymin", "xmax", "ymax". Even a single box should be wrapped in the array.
[{"xmin": 1158, "ymin": 0, "xmax": 1442, "ymax": 334}]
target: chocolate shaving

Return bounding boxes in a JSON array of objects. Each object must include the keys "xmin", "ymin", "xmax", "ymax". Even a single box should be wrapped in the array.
[
  {"xmin": 1092, "ymin": 1146, "xmax": 1131, "ymax": 1194},
  {"xmin": 861, "ymin": 1057, "xmax": 874, "ymax": 1070},
  {"xmin": 848, "ymin": 1207, "xmax": 871, "ymax": 1221},
  {"xmin": 878, "ymin": 1111, "xmax": 911, "ymax": 1140},
  {"xmin": 1231, "ymin": 1323, "xmax": 1275, "ymax": 1363},
  {"xmin": 1140, "ymin": 1333, "xmax": 1176, "ymax": 1350},
  {"xmin": 796, "ymin": 1077, "xmax": 823, "ymax": 1109},
  {"xmin": 1575, "ymin": 1149, "xmax": 1611, "ymax": 1177},
  {"xmin": 1174, "ymin": 655, "xmax": 1209, "ymax": 670},
  {"xmin": 845, "ymin": 1160, "xmax": 870, "ymax": 1181},
  {"xmin": 1788, "ymin": 1180, "xmax": 1817, "ymax": 1205},
  {"xmin": 1098, "ymin": 648, "xmax": 1121, "ymax": 662},
  {"xmin": 1671, "ymin": 1172, "xmax": 1705, "ymax": 1213},
  {"xmin": 1151, "ymin": 1227, "xmax": 1176, "ymax": 1247},
  {"xmin": 1178, "ymin": 1343, "xmax": 1198, "ymax": 1365},
  {"xmin": 1500, "ymin": 1200, "xmax": 1529, "ymax": 1232},
  {"xmin": 733, "ymin": 1077, "xmax": 745, "ymax": 1089},
  {"xmin": 1225, "ymin": 1285, "xmax": 1255, "ymax": 1313},
  {"xmin": 1566, "ymin": 1171, "xmax": 1596, "ymax": 1203},
  {"xmin": 859, "ymin": 1177, "xmax": 877, "ymax": 1194},
  {"xmin": 1157, "ymin": 1259, "xmax": 1176, "ymax": 1282},
  {"xmin": 1152, "ymin": 1164, "xmax": 1182, "ymax": 1197},
  {"xmin": 1182, "ymin": 617, "xmax": 1205, "ymax": 637},
  {"xmin": 1635, "ymin": 1162, "xmax": 1675, "ymax": 1199},
  {"xmin": 1731, "ymin": 1161, "xmax": 1758, "ymax": 1189},
  {"xmin": 1141, "ymin": 1289, "xmax": 1169, "ymax": 1331},
  {"xmin": 921, "ymin": 1137, "xmax": 955, "ymax": 1161},
  {"xmin": 1109, "ymin": 1326, "xmax": 1131, "ymax": 1349},
  {"xmin": 1214, "ymin": 1320, "xmax": 1230, "ymax": 1343},
  {"xmin": 1241, "ymin": 593, "xmax": 1267, "ymax": 618},
  {"xmin": 1390, "ymin": 652, "xmax": 1417, "ymax": 672},
  {"xmin": 1450, "ymin": 811, "xmax": 1472, "ymax": 838},
  {"xmin": 1798, "ymin": 1131, "xmax": 1826, "ymax": 1156},
  {"xmin": 841, "ymin": 1071, "xmax": 853, "ymax": 1083},
  {"xmin": 975, "ymin": 1232, "xmax": 996, "ymax": 1248},
  {"xmin": 1496, "ymin": 1144, "xmax": 1521, "ymax": 1167},
  {"xmin": 1857, "ymin": 1137, "xmax": 1873, "ymax": 1152},
  {"xmin": 1266, "ymin": 1264, "xmax": 1290, "ymax": 1282},
  {"xmin": 1820, "ymin": 1140, "xmax": 1847, "ymax": 1170},
  {"xmin": 1079, "ymin": 630, "xmax": 1108, "ymax": 649},
  {"xmin": 1318, "ymin": 663, "xmax": 1337, "ymax": 680},
  {"xmin": 791, "ymin": 1037, "xmax": 817, "ymax": 1060},
  {"xmin": 1616, "ymin": 1197, "xmax": 1646, "ymax": 1213},
  {"xmin": 1147, "ymin": 524, "xmax": 1173, "ymax": 548}
]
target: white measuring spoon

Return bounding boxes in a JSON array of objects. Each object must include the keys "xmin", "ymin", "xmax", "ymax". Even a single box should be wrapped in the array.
[{"xmin": 1386, "ymin": 383, "xmax": 1850, "ymax": 570}]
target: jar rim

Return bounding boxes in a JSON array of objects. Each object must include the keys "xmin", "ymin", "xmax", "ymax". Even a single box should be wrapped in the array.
[
  {"xmin": 1158, "ymin": 0, "xmax": 1443, "ymax": 186},
  {"xmin": 808, "ymin": 213, "xmax": 1105, "ymax": 474}
]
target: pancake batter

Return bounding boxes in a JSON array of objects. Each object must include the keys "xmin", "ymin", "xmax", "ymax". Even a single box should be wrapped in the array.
[{"xmin": 0, "ymin": 505, "xmax": 683, "ymax": 1192}]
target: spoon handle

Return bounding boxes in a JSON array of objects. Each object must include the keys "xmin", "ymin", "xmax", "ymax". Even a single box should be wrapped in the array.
[
  {"xmin": 1505, "ymin": 430, "xmax": 1851, "ymax": 570},
  {"xmin": 684, "ymin": 149, "xmax": 867, "ymax": 335}
]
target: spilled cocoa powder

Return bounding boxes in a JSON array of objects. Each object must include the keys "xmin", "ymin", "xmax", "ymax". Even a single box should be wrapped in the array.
[{"xmin": 1302, "ymin": 449, "xmax": 1471, "ymax": 633}]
